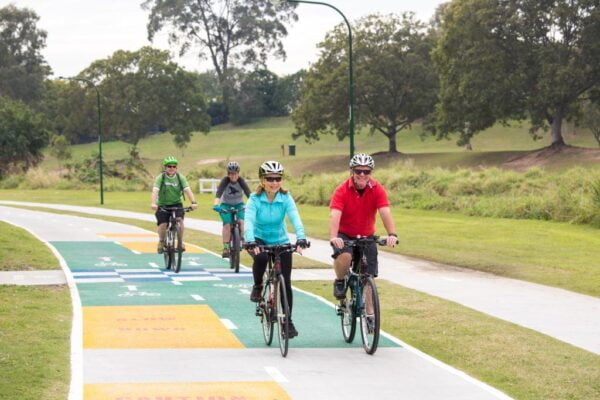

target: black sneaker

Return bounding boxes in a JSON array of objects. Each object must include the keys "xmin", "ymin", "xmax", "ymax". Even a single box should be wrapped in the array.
[
  {"xmin": 286, "ymin": 321, "xmax": 298, "ymax": 339},
  {"xmin": 333, "ymin": 279, "xmax": 346, "ymax": 299},
  {"xmin": 250, "ymin": 285, "xmax": 262, "ymax": 302}
]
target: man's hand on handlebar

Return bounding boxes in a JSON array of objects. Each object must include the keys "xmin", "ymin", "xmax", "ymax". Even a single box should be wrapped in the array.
[
  {"xmin": 151, "ymin": 203, "xmax": 158, "ymax": 211},
  {"xmin": 330, "ymin": 237, "xmax": 344, "ymax": 249},
  {"xmin": 212, "ymin": 205, "xmax": 221, "ymax": 213},
  {"xmin": 386, "ymin": 234, "xmax": 399, "ymax": 248}
]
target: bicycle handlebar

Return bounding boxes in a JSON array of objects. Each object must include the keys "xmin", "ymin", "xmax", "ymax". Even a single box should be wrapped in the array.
[
  {"xmin": 342, "ymin": 236, "xmax": 393, "ymax": 247},
  {"xmin": 244, "ymin": 241, "xmax": 311, "ymax": 253},
  {"xmin": 159, "ymin": 206, "xmax": 193, "ymax": 213},
  {"xmin": 217, "ymin": 206, "xmax": 245, "ymax": 214}
]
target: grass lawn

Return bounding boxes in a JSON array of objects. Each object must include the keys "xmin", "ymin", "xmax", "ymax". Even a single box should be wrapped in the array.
[
  {"xmin": 0, "ymin": 285, "xmax": 71, "ymax": 400},
  {"xmin": 297, "ymin": 280, "xmax": 600, "ymax": 400},
  {"xmin": 40, "ymin": 117, "xmax": 600, "ymax": 174},
  {"xmin": 2, "ymin": 189, "xmax": 599, "ymax": 297},
  {"xmin": 0, "ymin": 221, "xmax": 60, "ymax": 271}
]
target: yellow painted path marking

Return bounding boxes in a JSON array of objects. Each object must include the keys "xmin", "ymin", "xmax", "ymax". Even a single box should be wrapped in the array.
[
  {"xmin": 83, "ymin": 305, "xmax": 243, "ymax": 349},
  {"xmin": 84, "ymin": 381, "xmax": 291, "ymax": 400},
  {"xmin": 119, "ymin": 241, "xmax": 205, "ymax": 253}
]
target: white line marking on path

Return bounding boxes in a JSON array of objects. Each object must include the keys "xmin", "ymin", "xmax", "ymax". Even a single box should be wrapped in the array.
[
  {"xmin": 172, "ymin": 281, "xmax": 183, "ymax": 286},
  {"xmin": 100, "ymin": 257, "xmax": 111, "ymax": 262},
  {"xmin": 264, "ymin": 366, "xmax": 288, "ymax": 383},
  {"xmin": 191, "ymin": 294, "xmax": 205, "ymax": 301},
  {"xmin": 131, "ymin": 250, "xmax": 141, "ymax": 254},
  {"xmin": 149, "ymin": 262, "xmax": 160, "ymax": 268},
  {"xmin": 126, "ymin": 285, "xmax": 137, "ymax": 291},
  {"xmin": 239, "ymin": 289, "xmax": 251, "ymax": 294},
  {"xmin": 189, "ymin": 261, "xmax": 200, "ymax": 266},
  {"xmin": 220, "ymin": 319, "xmax": 237, "ymax": 330}
]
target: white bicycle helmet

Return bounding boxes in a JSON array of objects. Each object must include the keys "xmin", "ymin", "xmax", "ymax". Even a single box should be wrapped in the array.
[
  {"xmin": 259, "ymin": 160, "xmax": 284, "ymax": 177},
  {"xmin": 349, "ymin": 153, "xmax": 375, "ymax": 169},
  {"xmin": 227, "ymin": 161, "xmax": 240, "ymax": 172}
]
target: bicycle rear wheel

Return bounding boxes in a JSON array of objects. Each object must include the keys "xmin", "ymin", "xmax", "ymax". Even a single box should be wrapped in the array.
[
  {"xmin": 340, "ymin": 281, "xmax": 357, "ymax": 343},
  {"xmin": 229, "ymin": 224, "xmax": 241, "ymax": 273},
  {"xmin": 275, "ymin": 275, "xmax": 290, "ymax": 357},
  {"xmin": 359, "ymin": 276, "xmax": 380, "ymax": 355},
  {"xmin": 261, "ymin": 280, "xmax": 275, "ymax": 345},
  {"xmin": 174, "ymin": 223, "xmax": 183, "ymax": 273}
]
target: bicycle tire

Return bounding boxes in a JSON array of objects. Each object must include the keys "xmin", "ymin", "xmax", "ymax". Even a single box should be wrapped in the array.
[
  {"xmin": 164, "ymin": 229, "xmax": 174, "ymax": 270},
  {"xmin": 276, "ymin": 275, "xmax": 290, "ymax": 357},
  {"xmin": 261, "ymin": 280, "xmax": 275, "ymax": 345},
  {"xmin": 340, "ymin": 280, "xmax": 357, "ymax": 343},
  {"xmin": 174, "ymin": 223, "xmax": 183, "ymax": 273},
  {"xmin": 230, "ymin": 224, "xmax": 241, "ymax": 273},
  {"xmin": 360, "ymin": 276, "xmax": 380, "ymax": 355}
]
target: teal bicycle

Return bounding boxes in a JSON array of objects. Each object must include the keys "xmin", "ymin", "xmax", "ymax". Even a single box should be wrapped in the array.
[{"xmin": 336, "ymin": 236, "xmax": 388, "ymax": 355}]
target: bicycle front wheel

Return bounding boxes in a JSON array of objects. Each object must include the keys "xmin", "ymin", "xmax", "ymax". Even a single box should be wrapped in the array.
[
  {"xmin": 275, "ymin": 275, "xmax": 290, "ymax": 357},
  {"xmin": 359, "ymin": 276, "xmax": 380, "ymax": 355},
  {"xmin": 340, "ymin": 281, "xmax": 356, "ymax": 343},
  {"xmin": 174, "ymin": 223, "xmax": 183, "ymax": 273},
  {"xmin": 230, "ymin": 224, "xmax": 241, "ymax": 273},
  {"xmin": 261, "ymin": 280, "xmax": 275, "ymax": 345},
  {"xmin": 164, "ymin": 230, "xmax": 174, "ymax": 270}
]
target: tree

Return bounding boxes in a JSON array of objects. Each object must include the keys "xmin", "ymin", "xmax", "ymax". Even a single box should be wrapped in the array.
[
  {"xmin": 432, "ymin": 0, "xmax": 600, "ymax": 148},
  {"xmin": 49, "ymin": 134, "xmax": 73, "ymax": 165},
  {"xmin": 579, "ymin": 100, "xmax": 600, "ymax": 146},
  {"xmin": 0, "ymin": 5, "xmax": 50, "ymax": 104},
  {"xmin": 0, "ymin": 96, "xmax": 49, "ymax": 178},
  {"xmin": 142, "ymin": 0, "xmax": 298, "ymax": 115},
  {"xmin": 292, "ymin": 14, "xmax": 438, "ymax": 153},
  {"xmin": 79, "ymin": 47, "xmax": 211, "ymax": 148},
  {"xmin": 272, "ymin": 69, "xmax": 306, "ymax": 116}
]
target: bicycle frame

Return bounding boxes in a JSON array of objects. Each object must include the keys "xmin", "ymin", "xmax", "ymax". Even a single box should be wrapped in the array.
[
  {"xmin": 220, "ymin": 206, "xmax": 244, "ymax": 273},
  {"xmin": 159, "ymin": 206, "xmax": 192, "ymax": 273}
]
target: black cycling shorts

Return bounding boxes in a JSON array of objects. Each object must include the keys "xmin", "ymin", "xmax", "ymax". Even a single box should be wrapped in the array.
[
  {"xmin": 331, "ymin": 232, "xmax": 379, "ymax": 277},
  {"xmin": 155, "ymin": 203, "xmax": 184, "ymax": 226}
]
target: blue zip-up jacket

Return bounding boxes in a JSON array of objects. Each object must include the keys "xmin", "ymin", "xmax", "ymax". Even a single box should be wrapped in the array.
[{"xmin": 244, "ymin": 190, "xmax": 306, "ymax": 245}]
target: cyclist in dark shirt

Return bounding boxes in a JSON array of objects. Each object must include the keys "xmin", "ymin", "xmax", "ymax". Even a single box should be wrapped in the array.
[{"xmin": 213, "ymin": 161, "xmax": 251, "ymax": 258}]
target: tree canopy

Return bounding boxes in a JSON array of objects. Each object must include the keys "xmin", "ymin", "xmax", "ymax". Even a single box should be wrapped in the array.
[
  {"xmin": 143, "ymin": 0, "xmax": 298, "ymax": 114},
  {"xmin": 0, "ymin": 4, "xmax": 49, "ymax": 104},
  {"xmin": 78, "ymin": 47, "xmax": 211, "ymax": 147},
  {"xmin": 292, "ymin": 13, "xmax": 438, "ymax": 153},
  {"xmin": 432, "ymin": 0, "xmax": 600, "ymax": 147},
  {"xmin": 0, "ymin": 96, "xmax": 49, "ymax": 177}
]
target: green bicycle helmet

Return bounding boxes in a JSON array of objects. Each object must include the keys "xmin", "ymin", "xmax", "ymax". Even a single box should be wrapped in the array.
[{"xmin": 163, "ymin": 156, "xmax": 178, "ymax": 166}]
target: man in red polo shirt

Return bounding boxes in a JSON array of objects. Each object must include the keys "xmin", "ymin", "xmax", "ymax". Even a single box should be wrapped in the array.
[{"xmin": 329, "ymin": 153, "xmax": 398, "ymax": 299}]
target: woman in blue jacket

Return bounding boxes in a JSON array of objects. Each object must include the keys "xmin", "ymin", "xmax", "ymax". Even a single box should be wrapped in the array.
[{"xmin": 244, "ymin": 160, "xmax": 308, "ymax": 339}]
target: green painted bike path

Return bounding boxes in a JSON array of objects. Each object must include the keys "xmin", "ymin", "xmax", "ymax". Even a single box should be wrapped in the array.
[{"xmin": 52, "ymin": 240, "xmax": 398, "ymax": 349}]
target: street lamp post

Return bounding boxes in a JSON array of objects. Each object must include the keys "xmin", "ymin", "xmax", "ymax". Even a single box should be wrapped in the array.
[
  {"xmin": 272, "ymin": 0, "xmax": 355, "ymax": 157},
  {"xmin": 59, "ymin": 76, "xmax": 104, "ymax": 204}
]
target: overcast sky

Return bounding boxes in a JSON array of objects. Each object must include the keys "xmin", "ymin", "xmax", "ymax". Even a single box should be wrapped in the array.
[{"xmin": 4, "ymin": 0, "xmax": 446, "ymax": 78}]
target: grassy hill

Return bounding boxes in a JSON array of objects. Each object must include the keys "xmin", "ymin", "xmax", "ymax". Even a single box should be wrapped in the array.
[{"xmin": 41, "ymin": 117, "xmax": 600, "ymax": 176}]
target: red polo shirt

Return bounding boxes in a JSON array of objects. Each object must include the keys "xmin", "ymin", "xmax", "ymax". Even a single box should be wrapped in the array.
[{"xmin": 329, "ymin": 177, "xmax": 390, "ymax": 237}]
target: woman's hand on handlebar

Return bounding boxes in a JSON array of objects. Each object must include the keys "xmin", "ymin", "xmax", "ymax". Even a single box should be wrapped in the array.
[{"xmin": 245, "ymin": 241, "xmax": 260, "ymax": 256}]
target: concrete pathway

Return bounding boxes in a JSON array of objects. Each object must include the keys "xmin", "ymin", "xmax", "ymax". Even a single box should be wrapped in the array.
[
  {"xmin": 2, "ymin": 201, "xmax": 599, "ymax": 355},
  {"xmin": 0, "ymin": 205, "xmax": 510, "ymax": 400},
  {"xmin": 0, "ymin": 270, "xmax": 66, "ymax": 285}
]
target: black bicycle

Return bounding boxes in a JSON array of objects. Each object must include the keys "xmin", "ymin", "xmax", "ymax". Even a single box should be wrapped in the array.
[
  {"xmin": 159, "ymin": 206, "xmax": 192, "ymax": 273},
  {"xmin": 219, "ymin": 206, "xmax": 244, "ymax": 273},
  {"xmin": 248, "ymin": 241, "xmax": 309, "ymax": 357},
  {"xmin": 336, "ymin": 236, "xmax": 388, "ymax": 355}
]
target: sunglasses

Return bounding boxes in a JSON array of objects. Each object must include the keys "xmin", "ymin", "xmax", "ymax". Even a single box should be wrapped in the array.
[
  {"xmin": 264, "ymin": 176, "xmax": 282, "ymax": 182},
  {"xmin": 166, "ymin": 165, "xmax": 177, "ymax": 169},
  {"xmin": 353, "ymin": 169, "xmax": 371, "ymax": 175}
]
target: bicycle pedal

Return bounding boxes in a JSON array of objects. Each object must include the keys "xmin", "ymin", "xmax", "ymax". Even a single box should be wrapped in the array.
[{"xmin": 335, "ymin": 305, "xmax": 343, "ymax": 316}]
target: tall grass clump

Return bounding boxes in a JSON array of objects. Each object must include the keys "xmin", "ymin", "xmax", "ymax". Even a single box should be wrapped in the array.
[{"xmin": 290, "ymin": 164, "xmax": 600, "ymax": 227}]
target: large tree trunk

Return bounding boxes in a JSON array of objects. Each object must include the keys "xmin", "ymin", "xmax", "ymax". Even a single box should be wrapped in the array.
[
  {"xmin": 387, "ymin": 126, "xmax": 398, "ymax": 153},
  {"xmin": 550, "ymin": 108, "xmax": 566, "ymax": 148}
]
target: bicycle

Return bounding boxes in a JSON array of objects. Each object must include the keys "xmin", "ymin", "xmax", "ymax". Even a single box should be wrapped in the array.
[
  {"xmin": 248, "ymin": 241, "xmax": 309, "ymax": 357},
  {"xmin": 218, "ymin": 206, "xmax": 244, "ymax": 273},
  {"xmin": 159, "ymin": 206, "xmax": 192, "ymax": 273},
  {"xmin": 336, "ymin": 236, "xmax": 388, "ymax": 355}
]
